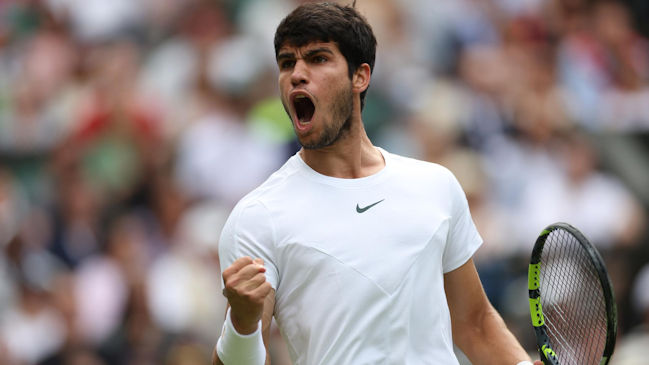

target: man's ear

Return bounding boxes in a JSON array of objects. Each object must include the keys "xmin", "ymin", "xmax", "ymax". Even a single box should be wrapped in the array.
[{"xmin": 352, "ymin": 63, "xmax": 371, "ymax": 93}]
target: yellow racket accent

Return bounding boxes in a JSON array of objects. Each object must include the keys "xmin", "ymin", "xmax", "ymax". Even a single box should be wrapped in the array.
[
  {"xmin": 529, "ymin": 297, "xmax": 545, "ymax": 327},
  {"xmin": 528, "ymin": 263, "xmax": 540, "ymax": 290},
  {"xmin": 542, "ymin": 344, "xmax": 557, "ymax": 359}
]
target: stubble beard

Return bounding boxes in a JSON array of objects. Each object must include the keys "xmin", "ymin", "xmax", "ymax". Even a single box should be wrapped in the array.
[{"xmin": 299, "ymin": 86, "xmax": 354, "ymax": 150}]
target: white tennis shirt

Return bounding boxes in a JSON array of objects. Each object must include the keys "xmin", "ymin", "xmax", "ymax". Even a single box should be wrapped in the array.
[{"xmin": 219, "ymin": 148, "xmax": 483, "ymax": 364}]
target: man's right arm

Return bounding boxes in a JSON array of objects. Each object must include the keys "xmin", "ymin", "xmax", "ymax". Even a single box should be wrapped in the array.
[{"xmin": 213, "ymin": 257, "xmax": 275, "ymax": 365}]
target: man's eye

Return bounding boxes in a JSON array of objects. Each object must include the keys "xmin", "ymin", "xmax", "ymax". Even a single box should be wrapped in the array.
[
  {"xmin": 313, "ymin": 56, "xmax": 327, "ymax": 63},
  {"xmin": 280, "ymin": 60, "xmax": 295, "ymax": 69}
]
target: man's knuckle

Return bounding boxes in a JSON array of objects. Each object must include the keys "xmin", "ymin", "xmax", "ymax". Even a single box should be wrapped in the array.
[
  {"xmin": 253, "ymin": 273, "xmax": 266, "ymax": 282},
  {"xmin": 224, "ymin": 279, "xmax": 239, "ymax": 291},
  {"xmin": 238, "ymin": 256, "xmax": 253, "ymax": 264}
]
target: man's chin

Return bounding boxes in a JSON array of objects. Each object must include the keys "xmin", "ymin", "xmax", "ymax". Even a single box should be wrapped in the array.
[
  {"xmin": 300, "ymin": 141, "xmax": 325, "ymax": 150},
  {"xmin": 300, "ymin": 140, "xmax": 322, "ymax": 150}
]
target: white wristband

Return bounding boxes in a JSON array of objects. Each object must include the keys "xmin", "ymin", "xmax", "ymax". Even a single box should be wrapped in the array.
[
  {"xmin": 516, "ymin": 361, "xmax": 533, "ymax": 365},
  {"xmin": 216, "ymin": 308, "xmax": 265, "ymax": 365}
]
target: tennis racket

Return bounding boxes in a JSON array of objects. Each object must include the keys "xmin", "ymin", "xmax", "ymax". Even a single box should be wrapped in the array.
[{"xmin": 528, "ymin": 222, "xmax": 617, "ymax": 365}]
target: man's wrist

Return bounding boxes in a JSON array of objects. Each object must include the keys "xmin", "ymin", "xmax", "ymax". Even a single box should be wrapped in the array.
[
  {"xmin": 216, "ymin": 308, "xmax": 265, "ymax": 365},
  {"xmin": 230, "ymin": 311, "xmax": 260, "ymax": 335}
]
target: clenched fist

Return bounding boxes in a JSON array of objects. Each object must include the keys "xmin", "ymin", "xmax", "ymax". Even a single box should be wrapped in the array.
[{"xmin": 222, "ymin": 257, "xmax": 273, "ymax": 335}]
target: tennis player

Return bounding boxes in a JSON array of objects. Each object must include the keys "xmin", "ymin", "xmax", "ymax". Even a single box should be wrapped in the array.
[{"xmin": 213, "ymin": 2, "xmax": 542, "ymax": 365}]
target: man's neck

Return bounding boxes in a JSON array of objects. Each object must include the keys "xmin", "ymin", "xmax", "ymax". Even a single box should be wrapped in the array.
[{"xmin": 299, "ymin": 119, "xmax": 385, "ymax": 179}]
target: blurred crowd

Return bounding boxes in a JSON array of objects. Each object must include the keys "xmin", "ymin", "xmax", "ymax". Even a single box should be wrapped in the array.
[{"xmin": 0, "ymin": 0, "xmax": 648, "ymax": 364}]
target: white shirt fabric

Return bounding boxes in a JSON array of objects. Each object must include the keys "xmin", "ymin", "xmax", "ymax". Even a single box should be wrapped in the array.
[{"xmin": 219, "ymin": 148, "xmax": 482, "ymax": 365}]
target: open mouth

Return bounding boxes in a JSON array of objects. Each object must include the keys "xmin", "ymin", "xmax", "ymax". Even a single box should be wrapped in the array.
[{"xmin": 293, "ymin": 95, "xmax": 315, "ymax": 124}]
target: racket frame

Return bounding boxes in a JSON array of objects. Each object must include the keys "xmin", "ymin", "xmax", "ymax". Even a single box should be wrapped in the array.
[{"xmin": 528, "ymin": 222, "xmax": 617, "ymax": 365}]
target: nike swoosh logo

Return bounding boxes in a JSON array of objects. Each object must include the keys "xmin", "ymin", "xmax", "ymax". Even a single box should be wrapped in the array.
[{"xmin": 356, "ymin": 199, "xmax": 385, "ymax": 213}]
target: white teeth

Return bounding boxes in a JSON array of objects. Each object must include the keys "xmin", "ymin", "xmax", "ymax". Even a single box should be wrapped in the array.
[{"xmin": 295, "ymin": 95, "xmax": 307, "ymax": 99}]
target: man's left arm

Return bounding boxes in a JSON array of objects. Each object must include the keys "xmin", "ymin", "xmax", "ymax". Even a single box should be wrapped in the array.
[{"xmin": 444, "ymin": 258, "xmax": 542, "ymax": 365}]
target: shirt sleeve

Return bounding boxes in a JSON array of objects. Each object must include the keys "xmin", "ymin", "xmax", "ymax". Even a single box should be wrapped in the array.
[
  {"xmin": 442, "ymin": 169, "xmax": 483, "ymax": 273},
  {"xmin": 218, "ymin": 200, "xmax": 279, "ymax": 290}
]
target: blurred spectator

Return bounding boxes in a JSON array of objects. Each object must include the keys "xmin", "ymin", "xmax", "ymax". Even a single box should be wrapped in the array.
[
  {"xmin": 557, "ymin": 0, "xmax": 649, "ymax": 130},
  {"xmin": 611, "ymin": 263, "xmax": 649, "ymax": 364},
  {"xmin": 0, "ymin": 27, "xmax": 76, "ymax": 154},
  {"xmin": 0, "ymin": 221, "xmax": 68, "ymax": 364},
  {"xmin": 71, "ymin": 214, "xmax": 148, "ymax": 347},
  {"xmin": 174, "ymin": 110, "xmax": 284, "ymax": 204},
  {"xmin": 512, "ymin": 132, "xmax": 645, "ymax": 250},
  {"xmin": 45, "ymin": 0, "xmax": 145, "ymax": 43},
  {"xmin": 146, "ymin": 201, "xmax": 228, "ymax": 341},
  {"xmin": 47, "ymin": 165, "xmax": 102, "ymax": 269},
  {"xmin": 0, "ymin": 168, "xmax": 28, "ymax": 249},
  {"xmin": 138, "ymin": 0, "xmax": 232, "ymax": 139},
  {"xmin": 1, "ymin": 281, "xmax": 67, "ymax": 364}
]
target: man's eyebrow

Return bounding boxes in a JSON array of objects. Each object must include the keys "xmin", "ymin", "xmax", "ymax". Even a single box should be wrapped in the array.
[
  {"xmin": 276, "ymin": 47, "xmax": 334, "ymax": 62},
  {"xmin": 304, "ymin": 47, "xmax": 334, "ymax": 57},
  {"xmin": 277, "ymin": 52, "xmax": 295, "ymax": 62}
]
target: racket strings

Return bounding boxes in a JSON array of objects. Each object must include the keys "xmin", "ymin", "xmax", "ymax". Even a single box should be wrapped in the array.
[{"xmin": 539, "ymin": 229, "xmax": 608, "ymax": 365}]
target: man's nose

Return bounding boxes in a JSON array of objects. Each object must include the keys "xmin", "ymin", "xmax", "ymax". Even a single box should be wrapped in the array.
[{"xmin": 290, "ymin": 60, "xmax": 309, "ymax": 86}]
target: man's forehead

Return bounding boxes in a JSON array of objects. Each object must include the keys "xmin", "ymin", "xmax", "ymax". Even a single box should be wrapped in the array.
[{"xmin": 277, "ymin": 41, "xmax": 338, "ymax": 56}]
